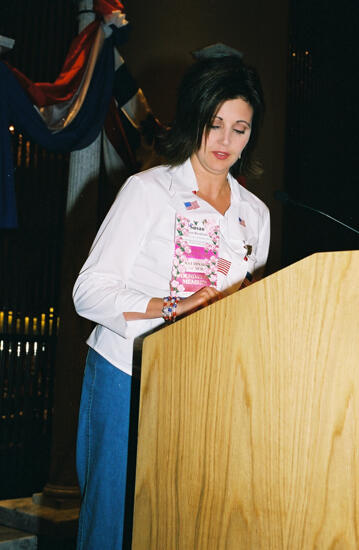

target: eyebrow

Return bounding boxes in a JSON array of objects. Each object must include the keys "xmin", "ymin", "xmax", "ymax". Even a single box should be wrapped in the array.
[{"xmin": 214, "ymin": 115, "xmax": 251, "ymax": 128}]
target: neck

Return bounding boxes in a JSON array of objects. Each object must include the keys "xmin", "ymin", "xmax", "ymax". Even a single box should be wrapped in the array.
[
  {"xmin": 190, "ymin": 156, "xmax": 231, "ymax": 216},
  {"xmin": 190, "ymin": 156, "xmax": 229, "ymax": 199}
]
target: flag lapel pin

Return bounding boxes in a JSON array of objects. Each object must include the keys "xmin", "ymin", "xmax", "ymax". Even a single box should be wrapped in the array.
[{"xmin": 184, "ymin": 200, "xmax": 200, "ymax": 210}]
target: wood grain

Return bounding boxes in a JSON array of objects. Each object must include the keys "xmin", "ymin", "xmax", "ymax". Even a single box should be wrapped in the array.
[{"xmin": 132, "ymin": 251, "xmax": 359, "ymax": 549}]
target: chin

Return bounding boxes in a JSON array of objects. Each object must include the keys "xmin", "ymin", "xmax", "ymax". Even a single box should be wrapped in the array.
[{"xmin": 210, "ymin": 161, "xmax": 232, "ymax": 173}]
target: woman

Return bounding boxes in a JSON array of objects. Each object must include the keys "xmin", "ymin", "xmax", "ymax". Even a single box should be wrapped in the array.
[{"xmin": 73, "ymin": 54, "xmax": 270, "ymax": 549}]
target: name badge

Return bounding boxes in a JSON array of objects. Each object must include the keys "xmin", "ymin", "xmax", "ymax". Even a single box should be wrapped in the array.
[{"xmin": 170, "ymin": 212, "xmax": 220, "ymax": 296}]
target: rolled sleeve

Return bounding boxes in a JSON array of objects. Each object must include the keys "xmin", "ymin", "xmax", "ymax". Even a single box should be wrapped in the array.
[{"xmin": 73, "ymin": 175, "xmax": 153, "ymax": 338}]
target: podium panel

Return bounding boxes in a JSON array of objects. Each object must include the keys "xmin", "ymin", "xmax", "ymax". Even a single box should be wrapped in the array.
[{"xmin": 132, "ymin": 251, "xmax": 359, "ymax": 549}]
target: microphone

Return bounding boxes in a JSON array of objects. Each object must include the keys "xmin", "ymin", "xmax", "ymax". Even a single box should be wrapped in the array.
[{"xmin": 274, "ymin": 190, "xmax": 359, "ymax": 236}]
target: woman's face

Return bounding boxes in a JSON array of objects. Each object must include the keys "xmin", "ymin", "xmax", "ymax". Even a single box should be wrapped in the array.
[{"xmin": 192, "ymin": 97, "xmax": 253, "ymax": 178}]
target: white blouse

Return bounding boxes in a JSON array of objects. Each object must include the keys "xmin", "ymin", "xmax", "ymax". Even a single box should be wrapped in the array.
[{"xmin": 73, "ymin": 158, "xmax": 270, "ymax": 375}]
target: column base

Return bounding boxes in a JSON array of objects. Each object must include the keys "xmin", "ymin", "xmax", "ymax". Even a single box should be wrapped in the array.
[{"xmin": 32, "ymin": 483, "xmax": 81, "ymax": 510}]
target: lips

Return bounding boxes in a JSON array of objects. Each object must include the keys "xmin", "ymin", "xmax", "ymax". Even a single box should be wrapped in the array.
[{"xmin": 212, "ymin": 151, "xmax": 230, "ymax": 160}]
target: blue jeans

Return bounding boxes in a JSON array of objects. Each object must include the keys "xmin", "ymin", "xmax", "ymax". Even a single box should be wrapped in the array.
[{"xmin": 76, "ymin": 348, "xmax": 139, "ymax": 550}]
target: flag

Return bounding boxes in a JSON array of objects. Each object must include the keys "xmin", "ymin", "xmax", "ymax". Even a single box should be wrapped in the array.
[
  {"xmin": 0, "ymin": 0, "xmax": 159, "ymax": 228},
  {"xmin": 239, "ymin": 271, "xmax": 253, "ymax": 289},
  {"xmin": 217, "ymin": 258, "xmax": 231, "ymax": 276},
  {"xmin": 184, "ymin": 201, "xmax": 200, "ymax": 210}
]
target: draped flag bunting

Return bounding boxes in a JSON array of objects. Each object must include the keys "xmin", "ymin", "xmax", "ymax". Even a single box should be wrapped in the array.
[
  {"xmin": 9, "ymin": 21, "xmax": 104, "ymax": 108},
  {"xmin": 0, "ymin": 0, "xmax": 157, "ymax": 228}
]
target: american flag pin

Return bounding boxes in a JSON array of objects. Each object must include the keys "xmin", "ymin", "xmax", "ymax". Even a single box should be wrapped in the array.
[
  {"xmin": 184, "ymin": 200, "xmax": 200, "ymax": 210},
  {"xmin": 239, "ymin": 271, "xmax": 253, "ymax": 289},
  {"xmin": 239, "ymin": 217, "xmax": 246, "ymax": 227},
  {"xmin": 218, "ymin": 257, "xmax": 231, "ymax": 276}
]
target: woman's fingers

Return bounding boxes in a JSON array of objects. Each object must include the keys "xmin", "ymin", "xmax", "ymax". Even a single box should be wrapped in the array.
[
  {"xmin": 196, "ymin": 286, "xmax": 219, "ymax": 305},
  {"xmin": 178, "ymin": 286, "xmax": 222, "ymax": 316}
]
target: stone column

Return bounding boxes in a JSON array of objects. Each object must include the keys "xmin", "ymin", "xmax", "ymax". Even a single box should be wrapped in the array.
[{"xmin": 40, "ymin": 0, "xmax": 102, "ymax": 505}]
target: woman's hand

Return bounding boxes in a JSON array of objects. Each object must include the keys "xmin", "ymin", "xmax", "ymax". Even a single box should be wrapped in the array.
[
  {"xmin": 124, "ymin": 286, "xmax": 222, "ymax": 321},
  {"xmin": 177, "ymin": 286, "xmax": 222, "ymax": 317}
]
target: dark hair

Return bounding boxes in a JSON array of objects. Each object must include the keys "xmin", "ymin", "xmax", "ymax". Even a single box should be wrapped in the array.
[{"xmin": 157, "ymin": 55, "xmax": 265, "ymax": 177}]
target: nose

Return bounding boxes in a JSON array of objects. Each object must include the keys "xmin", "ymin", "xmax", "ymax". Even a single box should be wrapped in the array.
[{"xmin": 218, "ymin": 127, "xmax": 231, "ymax": 146}]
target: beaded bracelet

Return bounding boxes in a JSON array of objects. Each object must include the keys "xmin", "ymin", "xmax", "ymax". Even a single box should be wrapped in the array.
[{"xmin": 162, "ymin": 296, "xmax": 180, "ymax": 322}]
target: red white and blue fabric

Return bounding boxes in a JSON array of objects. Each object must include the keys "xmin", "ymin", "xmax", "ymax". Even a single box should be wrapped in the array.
[{"xmin": 0, "ymin": 0, "xmax": 151, "ymax": 228}]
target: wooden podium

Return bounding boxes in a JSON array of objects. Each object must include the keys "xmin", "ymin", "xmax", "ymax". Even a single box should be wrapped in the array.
[{"xmin": 132, "ymin": 251, "xmax": 359, "ymax": 550}]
